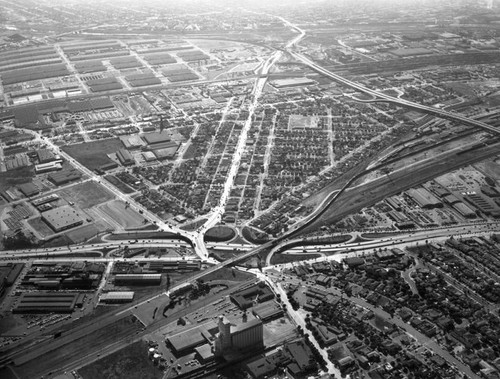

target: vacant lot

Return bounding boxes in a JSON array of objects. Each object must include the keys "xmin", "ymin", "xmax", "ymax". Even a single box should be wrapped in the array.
[
  {"xmin": 62, "ymin": 138, "xmax": 124, "ymax": 170},
  {"xmin": 79, "ymin": 340, "xmax": 162, "ymax": 379},
  {"xmin": 66, "ymin": 223, "xmax": 100, "ymax": 243},
  {"xmin": 99, "ymin": 200, "xmax": 145, "ymax": 229},
  {"xmin": 57, "ymin": 181, "xmax": 114, "ymax": 209},
  {"xmin": 27, "ymin": 217, "xmax": 54, "ymax": 238}
]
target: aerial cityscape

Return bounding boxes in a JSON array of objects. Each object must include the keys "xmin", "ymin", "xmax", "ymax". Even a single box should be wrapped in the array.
[{"xmin": 1, "ymin": 0, "xmax": 500, "ymax": 378}]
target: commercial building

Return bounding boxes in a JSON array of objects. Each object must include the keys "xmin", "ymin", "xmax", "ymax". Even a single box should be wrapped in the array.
[
  {"xmin": 100, "ymin": 291, "xmax": 135, "ymax": 303},
  {"xmin": 114, "ymin": 273, "xmax": 162, "ymax": 285},
  {"xmin": 42, "ymin": 205, "xmax": 84, "ymax": 232}
]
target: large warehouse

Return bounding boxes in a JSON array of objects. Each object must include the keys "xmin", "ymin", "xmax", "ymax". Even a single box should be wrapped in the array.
[
  {"xmin": 13, "ymin": 292, "xmax": 79, "ymax": 313},
  {"xmin": 42, "ymin": 205, "xmax": 84, "ymax": 232}
]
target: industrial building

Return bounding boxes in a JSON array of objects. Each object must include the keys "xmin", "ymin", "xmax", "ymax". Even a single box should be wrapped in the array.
[
  {"xmin": 100, "ymin": 291, "xmax": 134, "ymax": 303},
  {"xmin": 41, "ymin": 205, "xmax": 84, "ymax": 232},
  {"xmin": 142, "ymin": 131, "xmax": 171, "ymax": 145},
  {"xmin": 230, "ymin": 282, "xmax": 275, "ymax": 310},
  {"xmin": 48, "ymin": 169, "xmax": 82, "ymax": 186},
  {"xmin": 35, "ymin": 161, "xmax": 62, "ymax": 174},
  {"xmin": 37, "ymin": 149, "xmax": 57, "ymax": 164},
  {"xmin": 13, "ymin": 292, "xmax": 79, "ymax": 313},
  {"xmin": 252, "ymin": 301, "xmax": 284, "ymax": 321},
  {"xmin": 215, "ymin": 316, "xmax": 264, "ymax": 356},
  {"xmin": 271, "ymin": 78, "xmax": 316, "ymax": 88},
  {"xmin": 166, "ymin": 320, "xmax": 218, "ymax": 355},
  {"xmin": 406, "ymin": 188, "xmax": 442, "ymax": 209},
  {"xmin": 18, "ymin": 182, "xmax": 39, "ymax": 197},
  {"xmin": 116, "ymin": 148, "xmax": 134, "ymax": 166},
  {"xmin": 114, "ymin": 273, "xmax": 162, "ymax": 285}
]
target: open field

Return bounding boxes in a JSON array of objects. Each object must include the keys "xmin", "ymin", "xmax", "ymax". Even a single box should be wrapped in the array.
[
  {"xmin": 66, "ymin": 223, "xmax": 100, "ymax": 244},
  {"xmin": 57, "ymin": 181, "xmax": 114, "ymax": 209},
  {"xmin": 204, "ymin": 225, "xmax": 236, "ymax": 242},
  {"xmin": 78, "ymin": 340, "xmax": 163, "ymax": 379},
  {"xmin": 27, "ymin": 216, "xmax": 54, "ymax": 238},
  {"xmin": 62, "ymin": 138, "xmax": 124, "ymax": 171},
  {"xmin": 99, "ymin": 200, "xmax": 145, "ymax": 229}
]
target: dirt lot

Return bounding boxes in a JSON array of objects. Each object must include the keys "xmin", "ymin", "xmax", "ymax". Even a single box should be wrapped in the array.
[
  {"xmin": 62, "ymin": 138, "xmax": 125, "ymax": 171},
  {"xmin": 57, "ymin": 181, "xmax": 114, "ymax": 209},
  {"xmin": 99, "ymin": 200, "xmax": 145, "ymax": 229}
]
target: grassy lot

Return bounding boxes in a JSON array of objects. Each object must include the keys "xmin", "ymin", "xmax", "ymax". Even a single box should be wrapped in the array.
[
  {"xmin": 180, "ymin": 218, "xmax": 206, "ymax": 231},
  {"xmin": 105, "ymin": 175, "xmax": 135, "ymax": 194},
  {"xmin": 79, "ymin": 340, "xmax": 163, "ymax": 379},
  {"xmin": 204, "ymin": 225, "xmax": 235, "ymax": 242},
  {"xmin": 66, "ymin": 223, "xmax": 100, "ymax": 243},
  {"xmin": 99, "ymin": 200, "xmax": 145, "ymax": 229},
  {"xmin": 27, "ymin": 217, "xmax": 54, "ymax": 238},
  {"xmin": 62, "ymin": 138, "xmax": 124, "ymax": 171},
  {"xmin": 0, "ymin": 166, "xmax": 35, "ymax": 195},
  {"xmin": 270, "ymin": 253, "xmax": 321, "ymax": 265},
  {"xmin": 57, "ymin": 181, "xmax": 114, "ymax": 209},
  {"xmin": 242, "ymin": 226, "xmax": 269, "ymax": 244},
  {"xmin": 40, "ymin": 234, "xmax": 73, "ymax": 248}
]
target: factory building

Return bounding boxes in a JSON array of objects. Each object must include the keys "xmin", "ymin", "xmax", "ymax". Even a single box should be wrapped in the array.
[
  {"xmin": 406, "ymin": 188, "xmax": 442, "ymax": 209},
  {"xmin": 116, "ymin": 148, "xmax": 134, "ymax": 166},
  {"xmin": 215, "ymin": 316, "xmax": 264, "ymax": 356}
]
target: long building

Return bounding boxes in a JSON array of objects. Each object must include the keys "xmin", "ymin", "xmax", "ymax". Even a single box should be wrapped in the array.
[
  {"xmin": 13, "ymin": 292, "xmax": 79, "ymax": 313},
  {"xmin": 116, "ymin": 148, "xmax": 134, "ymax": 166},
  {"xmin": 114, "ymin": 274, "xmax": 161, "ymax": 285}
]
